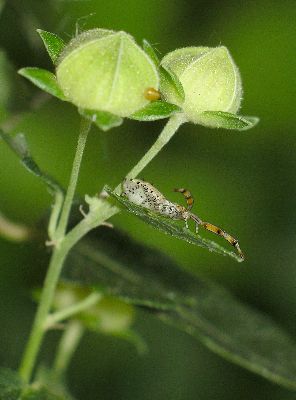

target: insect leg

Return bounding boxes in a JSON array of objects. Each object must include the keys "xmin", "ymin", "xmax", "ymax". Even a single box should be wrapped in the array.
[
  {"xmin": 201, "ymin": 221, "xmax": 244, "ymax": 260},
  {"xmin": 188, "ymin": 213, "xmax": 201, "ymax": 233},
  {"xmin": 174, "ymin": 188, "xmax": 194, "ymax": 210}
]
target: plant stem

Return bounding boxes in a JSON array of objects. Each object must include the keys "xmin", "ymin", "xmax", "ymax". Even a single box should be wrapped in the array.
[
  {"xmin": 19, "ymin": 118, "xmax": 91, "ymax": 383},
  {"xmin": 19, "ymin": 246, "xmax": 70, "ymax": 382},
  {"xmin": 114, "ymin": 113, "xmax": 186, "ymax": 194},
  {"xmin": 52, "ymin": 321, "xmax": 84, "ymax": 376},
  {"xmin": 48, "ymin": 191, "xmax": 64, "ymax": 240},
  {"xmin": 56, "ymin": 118, "xmax": 91, "ymax": 239}
]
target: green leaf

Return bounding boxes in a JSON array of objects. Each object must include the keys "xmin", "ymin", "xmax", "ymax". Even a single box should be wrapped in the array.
[
  {"xmin": 0, "ymin": 368, "xmax": 22, "ymax": 400},
  {"xmin": 199, "ymin": 111, "xmax": 259, "ymax": 130},
  {"xmin": 37, "ymin": 29, "xmax": 65, "ymax": 65},
  {"xmin": 105, "ymin": 186, "xmax": 242, "ymax": 262},
  {"xmin": 18, "ymin": 67, "xmax": 66, "ymax": 101},
  {"xmin": 79, "ymin": 109, "xmax": 123, "ymax": 131},
  {"xmin": 63, "ymin": 226, "xmax": 296, "ymax": 391},
  {"xmin": 142, "ymin": 39, "xmax": 160, "ymax": 67},
  {"xmin": 159, "ymin": 65, "xmax": 185, "ymax": 103},
  {"xmin": 0, "ymin": 130, "xmax": 64, "ymax": 194},
  {"xmin": 130, "ymin": 101, "xmax": 181, "ymax": 121}
]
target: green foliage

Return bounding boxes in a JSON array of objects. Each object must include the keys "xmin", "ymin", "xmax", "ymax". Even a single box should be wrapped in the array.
[
  {"xmin": 142, "ymin": 39, "xmax": 160, "ymax": 67},
  {"xmin": 78, "ymin": 109, "xmax": 123, "ymax": 131},
  {"xmin": 62, "ymin": 226, "xmax": 296, "ymax": 390},
  {"xmin": 18, "ymin": 68, "xmax": 66, "ymax": 101},
  {"xmin": 105, "ymin": 186, "xmax": 242, "ymax": 262},
  {"xmin": 37, "ymin": 29, "xmax": 65, "ymax": 65},
  {"xmin": 0, "ymin": 10, "xmax": 276, "ymax": 399},
  {"xmin": 129, "ymin": 100, "xmax": 181, "ymax": 121},
  {"xmin": 159, "ymin": 65, "xmax": 185, "ymax": 104},
  {"xmin": 200, "ymin": 111, "xmax": 259, "ymax": 130}
]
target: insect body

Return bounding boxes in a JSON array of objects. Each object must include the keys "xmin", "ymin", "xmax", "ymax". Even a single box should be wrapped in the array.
[{"xmin": 122, "ymin": 178, "xmax": 244, "ymax": 260}]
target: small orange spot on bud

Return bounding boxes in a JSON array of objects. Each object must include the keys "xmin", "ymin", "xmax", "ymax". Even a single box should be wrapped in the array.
[{"xmin": 144, "ymin": 87, "xmax": 161, "ymax": 101}]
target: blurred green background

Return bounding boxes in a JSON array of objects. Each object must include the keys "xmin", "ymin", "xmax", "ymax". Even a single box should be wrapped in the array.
[{"xmin": 0, "ymin": 0, "xmax": 296, "ymax": 398}]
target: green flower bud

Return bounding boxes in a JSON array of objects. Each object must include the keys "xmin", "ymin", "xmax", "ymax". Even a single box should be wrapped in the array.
[
  {"xmin": 56, "ymin": 29, "xmax": 159, "ymax": 117},
  {"xmin": 160, "ymin": 46, "xmax": 242, "ymax": 127}
]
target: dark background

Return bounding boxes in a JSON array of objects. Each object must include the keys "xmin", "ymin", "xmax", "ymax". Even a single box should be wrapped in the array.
[{"xmin": 0, "ymin": 0, "xmax": 295, "ymax": 399}]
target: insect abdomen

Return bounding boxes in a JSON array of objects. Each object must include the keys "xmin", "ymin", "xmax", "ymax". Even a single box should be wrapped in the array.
[
  {"xmin": 122, "ymin": 179, "xmax": 164, "ymax": 211},
  {"xmin": 122, "ymin": 178, "xmax": 183, "ymax": 218}
]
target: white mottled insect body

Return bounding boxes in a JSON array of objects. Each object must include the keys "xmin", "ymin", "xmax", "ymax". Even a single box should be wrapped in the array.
[
  {"xmin": 122, "ymin": 178, "xmax": 186, "ymax": 220},
  {"xmin": 122, "ymin": 178, "xmax": 245, "ymax": 260}
]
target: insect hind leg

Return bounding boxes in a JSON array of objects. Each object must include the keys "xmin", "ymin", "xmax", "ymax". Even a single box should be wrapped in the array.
[{"xmin": 201, "ymin": 222, "xmax": 244, "ymax": 260}]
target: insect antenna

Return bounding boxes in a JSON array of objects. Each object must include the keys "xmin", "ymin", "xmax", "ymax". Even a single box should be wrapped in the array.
[{"xmin": 174, "ymin": 188, "xmax": 194, "ymax": 210}]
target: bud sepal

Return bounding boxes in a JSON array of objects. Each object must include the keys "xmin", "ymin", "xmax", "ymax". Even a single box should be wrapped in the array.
[
  {"xmin": 36, "ymin": 29, "xmax": 65, "ymax": 65},
  {"xmin": 18, "ymin": 67, "xmax": 66, "ymax": 101},
  {"xmin": 199, "ymin": 111, "xmax": 259, "ymax": 130},
  {"xmin": 79, "ymin": 108, "xmax": 123, "ymax": 131},
  {"xmin": 129, "ymin": 100, "xmax": 181, "ymax": 121}
]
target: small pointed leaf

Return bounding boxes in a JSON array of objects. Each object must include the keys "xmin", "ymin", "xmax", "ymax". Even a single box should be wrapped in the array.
[
  {"xmin": 160, "ymin": 65, "xmax": 185, "ymax": 103},
  {"xmin": 37, "ymin": 29, "xmax": 65, "ymax": 65},
  {"xmin": 105, "ymin": 186, "xmax": 242, "ymax": 262},
  {"xmin": 18, "ymin": 67, "xmax": 66, "ymax": 101},
  {"xmin": 199, "ymin": 111, "xmax": 259, "ymax": 130},
  {"xmin": 79, "ymin": 109, "xmax": 123, "ymax": 131},
  {"xmin": 142, "ymin": 39, "xmax": 160, "ymax": 67},
  {"xmin": 130, "ymin": 101, "xmax": 181, "ymax": 121}
]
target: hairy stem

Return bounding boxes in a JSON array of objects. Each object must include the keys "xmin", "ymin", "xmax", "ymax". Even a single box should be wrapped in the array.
[
  {"xmin": 19, "ymin": 245, "xmax": 70, "ymax": 382},
  {"xmin": 48, "ymin": 191, "xmax": 64, "ymax": 240},
  {"xmin": 56, "ymin": 118, "xmax": 91, "ymax": 239},
  {"xmin": 19, "ymin": 118, "xmax": 91, "ymax": 383}
]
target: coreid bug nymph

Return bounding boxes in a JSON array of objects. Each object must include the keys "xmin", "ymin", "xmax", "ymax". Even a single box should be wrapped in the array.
[
  {"xmin": 144, "ymin": 87, "xmax": 161, "ymax": 101},
  {"xmin": 122, "ymin": 178, "xmax": 244, "ymax": 260}
]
